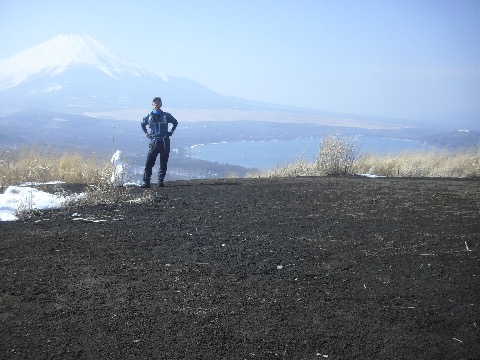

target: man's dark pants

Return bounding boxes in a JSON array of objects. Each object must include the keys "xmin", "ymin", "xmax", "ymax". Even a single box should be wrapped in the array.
[{"xmin": 143, "ymin": 137, "xmax": 170, "ymax": 184}]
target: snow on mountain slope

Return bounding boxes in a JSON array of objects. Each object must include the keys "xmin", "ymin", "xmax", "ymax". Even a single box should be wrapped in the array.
[
  {"xmin": 0, "ymin": 34, "xmax": 255, "ymax": 111},
  {"xmin": 0, "ymin": 34, "xmax": 167, "ymax": 91}
]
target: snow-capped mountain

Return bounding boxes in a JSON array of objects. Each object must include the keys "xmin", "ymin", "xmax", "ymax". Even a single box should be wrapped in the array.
[
  {"xmin": 0, "ymin": 34, "xmax": 257, "ymax": 112},
  {"xmin": 0, "ymin": 34, "xmax": 166, "ymax": 90}
]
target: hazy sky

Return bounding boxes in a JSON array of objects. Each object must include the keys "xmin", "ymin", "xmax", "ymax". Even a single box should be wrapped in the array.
[{"xmin": 1, "ymin": 0, "xmax": 479, "ymax": 125}]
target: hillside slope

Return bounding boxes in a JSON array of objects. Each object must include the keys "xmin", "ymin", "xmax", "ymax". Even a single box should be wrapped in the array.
[{"xmin": 1, "ymin": 176, "xmax": 479, "ymax": 359}]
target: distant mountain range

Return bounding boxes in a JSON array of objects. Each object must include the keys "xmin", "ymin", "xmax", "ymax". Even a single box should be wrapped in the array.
[
  {"xmin": 6, "ymin": 34, "xmax": 474, "ymax": 131},
  {"xmin": 0, "ymin": 34, "xmax": 275, "ymax": 113},
  {"xmin": 1, "ymin": 34, "xmax": 423, "ymax": 132}
]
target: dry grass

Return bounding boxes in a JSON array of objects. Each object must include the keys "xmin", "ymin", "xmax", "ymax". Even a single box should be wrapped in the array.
[
  {"xmin": 249, "ymin": 156, "xmax": 318, "ymax": 178},
  {"xmin": 250, "ymin": 136, "xmax": 480, "ymax": 179},
  {"xmin": 2, "ymin": 141, "xmax": 479, "ymax": 195},
  {"xmin": 0, "ymin": 145, "xmax": 279, "ymax": 212},
  {"xmin": 355, "ymin": 148, "xmax": 480, "ymax": 178},
  {"xmin": 0, "ymin": 147, "xmax": 155, "ymax": 209},
  {"xmin": 0, "ymin": 147, "xmax": 111, "ymax": 191}
]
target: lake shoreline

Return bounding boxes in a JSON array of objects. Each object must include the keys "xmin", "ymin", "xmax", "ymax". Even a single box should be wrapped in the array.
[{"xmin": 188, "ymin": 136, "xmax": 435, "ymax": 170}]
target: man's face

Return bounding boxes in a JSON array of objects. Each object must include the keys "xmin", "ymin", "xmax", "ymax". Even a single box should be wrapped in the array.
[{"xmin": 153, "ymin": 99, "xmax": 162, "ymax": 110}]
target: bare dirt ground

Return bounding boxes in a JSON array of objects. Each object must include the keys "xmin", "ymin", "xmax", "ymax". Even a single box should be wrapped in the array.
[{"xmin": 1, "ymin": 176, "xmax": 479, "ymax": 359}]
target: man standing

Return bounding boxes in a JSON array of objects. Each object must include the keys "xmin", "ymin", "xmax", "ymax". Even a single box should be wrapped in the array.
[{"xmin": 140, "ymin": 97, "xmax": 178, "ymax": 188}]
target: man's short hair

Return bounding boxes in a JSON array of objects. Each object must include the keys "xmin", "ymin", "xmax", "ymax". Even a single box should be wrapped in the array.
[{"xmin": 152, "ymin": 97, "xmax": 162, "ymax": 102}]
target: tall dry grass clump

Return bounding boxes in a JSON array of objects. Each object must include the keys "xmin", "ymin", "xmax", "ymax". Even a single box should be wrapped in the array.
[
  {"xmin": 0, "ymin": 147, "xmax": 111, "ymax": 190},
  {"xmin": 315, "ymin": 134, "xmax": 357, "ymax": 175}
]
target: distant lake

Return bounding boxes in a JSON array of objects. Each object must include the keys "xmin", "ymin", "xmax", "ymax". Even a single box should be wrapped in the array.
[{"xmin": 189, "ymin": 136, "xmax": 434, "ymax": 170}]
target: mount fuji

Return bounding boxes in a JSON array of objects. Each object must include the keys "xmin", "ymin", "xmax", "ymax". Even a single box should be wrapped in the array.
[{"xmin": 0, "ymin": 34, "xmax": 263, "ymax": 113}]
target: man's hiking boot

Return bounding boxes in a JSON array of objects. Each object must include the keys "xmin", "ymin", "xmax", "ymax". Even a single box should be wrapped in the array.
[
  {"xmin": 158, "ymin": 181, "xmax": 165, "ymax": 188},
  {"xmin": 141, "ymin": 181, "xmax": 151, "ymax": 188}
]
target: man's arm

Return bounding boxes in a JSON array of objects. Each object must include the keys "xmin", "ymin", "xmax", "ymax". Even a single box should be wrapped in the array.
[
  {"xmin": 167, "ymin": 114, "xmax": 178, "ymax": 135},
  {"xmin": 141, "ymin": 115, "xmax": 149, "ymax": 137}
]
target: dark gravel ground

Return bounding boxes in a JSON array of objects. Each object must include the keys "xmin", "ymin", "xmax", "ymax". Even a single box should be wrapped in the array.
[{"xmin": 1, "ymin": 176, "xmax": 479, "ymax": 359}]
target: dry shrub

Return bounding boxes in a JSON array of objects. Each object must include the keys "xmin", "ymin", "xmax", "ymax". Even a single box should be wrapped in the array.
[
  {"xmin": 315, "ymin": 134, "xmax": 358, "ymax": 175},
  {"xmin": 77, "ymin": 173, "xmax": 152, "ymax": 206}
]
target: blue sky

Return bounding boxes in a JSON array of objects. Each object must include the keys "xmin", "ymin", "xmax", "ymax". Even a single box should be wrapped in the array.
[{"xmin": 1, "ymin": 0, "xmax": 479, "ymax": 125}]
